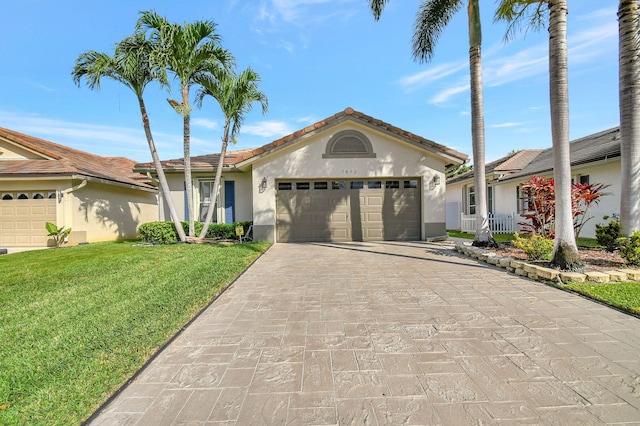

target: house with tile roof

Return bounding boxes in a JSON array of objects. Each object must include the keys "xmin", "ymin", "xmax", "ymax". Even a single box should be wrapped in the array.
[
  {"xmin": 446, "ymin": 127, "xmax": 621, "ymax": 238},
  {"xmin": 0, "ymin": 128, "xmax": 158, "ymax": 247},
  {"xmin": 135, "ymin": 107, "xmax": 468, "ymax": 243}
]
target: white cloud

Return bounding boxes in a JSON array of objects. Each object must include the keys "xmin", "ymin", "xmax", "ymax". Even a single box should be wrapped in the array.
[
  {"xmin": 397, "ymin": 61, "xmax": 468, "ymax": 93},
  {"xmin": 430, "ymin": 82, "xmax": 469, "ymax": 105},
  {"xmin": 242, "ymin": 120, "xmax": 294, "ymax": 137},
  {"xmin": 490, "ymin": 122, "xmax": 525, "ymax": 128},
  {"xmin": 192, "ymin": 118, "xmax": 219, "ymax": 130}
]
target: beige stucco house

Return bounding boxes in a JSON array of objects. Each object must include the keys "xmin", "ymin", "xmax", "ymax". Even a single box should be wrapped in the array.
[
  {"xmin": 136, "ymin": 108, "xmax": 468, "ymax": 243},
  {"xmin": 0, "ymin": 127, "xmax": 158, "ymax": 247},
  {"xmin": 446, "ymin": 127, "xmax": 621, "ymax": 238}
]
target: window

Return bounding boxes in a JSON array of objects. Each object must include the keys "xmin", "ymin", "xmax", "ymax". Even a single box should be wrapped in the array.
[
  {"xmin": 17, "ymin": 193, "xmax": 28, "ymax": 200},
  {"xmin": 278, "ymin": 182, "xmax": 292, "ymax": 191},
  {"xmin": 516, "ymin": 186, "xmax": 530, "ymax": 215},
  {"xmin": 33, "ymin": 193, "xmax": 44, "ymax": 199},
  {"xmin": 48, "ymin": 192, "xmax": 56, "ymax": 199},
  {"xmin": 385, "ymin": 180, "xmax": 400, "ymax": 189},
  {"xmin": 314, "ymin": 181, "xmax": 328, "ymax": 190},
  {"xmin": 350, "ymin": 181, "xmax": 364, "ymax": 189},
  {"xmin": 296, "ymin": 182, "xmax": 310, "ymax": 190},
  {"xmin": 323, "ymin": 130, "xmax": 376, "ymax": 159},
  {"xmin": 368, "ymin": 181, "xmax": 382, "ymax": 189},
  {"xmin": 2, "ymin": 193, "xmax": 13, "ymax": 200},
  {"xmin": 404, "ymin": 180, "xmax": 418, "ymax": 189},
  {"xmin": 467, "ymin": 185, "xmax": 476, "ymax": 215},
  {"xmin": 332, "ymin": 181, "xmax": 346, "ymax": 190},
  {"xmin": 198, "ymin": 180, "xmax": 218, "ymax": 223},
  {"xmin": 579, "ymin": 175, "xmax": 590, "ymax": 185},
  {"xmin": 487, "ymin": 186, "xmax": 494, "ymax": 214}
]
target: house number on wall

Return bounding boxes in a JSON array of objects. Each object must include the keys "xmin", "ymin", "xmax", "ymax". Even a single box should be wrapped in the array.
[{"xmin": 342, "ymin": 169, "xmax": 358, "ymax": 175}]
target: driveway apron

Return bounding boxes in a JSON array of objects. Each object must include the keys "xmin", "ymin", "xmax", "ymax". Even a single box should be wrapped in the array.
[{"xmin": 89, "ymin": 242, "xmax": 640, "ymax": 425}]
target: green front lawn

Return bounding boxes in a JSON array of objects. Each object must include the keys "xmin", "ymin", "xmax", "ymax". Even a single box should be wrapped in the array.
[
  {"xmin": 560, "ymin": 281, "xmax": 640, "ymax": 315},
  {"xmin": 0, "ymin": 241, "xmax": 270, "ymax": 425}
]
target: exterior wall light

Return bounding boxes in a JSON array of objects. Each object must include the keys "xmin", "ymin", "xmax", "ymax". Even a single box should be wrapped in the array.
[
  {"xmin": 259, "ymin": 177, "xmax": 267, "ymax": 193},
  {"xmin": 433, "ymin": 175, "xmax": 441, "ymax": 186}
]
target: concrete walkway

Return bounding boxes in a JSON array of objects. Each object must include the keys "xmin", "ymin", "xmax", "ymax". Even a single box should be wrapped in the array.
[{"xmin": 89, "ymin": 242, "xmax": 640, "ymax": 425}]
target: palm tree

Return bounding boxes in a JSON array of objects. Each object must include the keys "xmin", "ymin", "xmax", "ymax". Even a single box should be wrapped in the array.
[
  {"xmin": 194, "ymin": 67, "xmax": 268, "ymax": 238},
  {"xmin": 368, "ymin": 0, "xmax": 496, "ymax": 247},
  {"xmin": 496, "ymin": 0, "xmax": 581, "ymax": 270},
  {"xmin": 72, "ymin": 34, "xmax": 187, "ymax": 242},
  {"xmin": 136, "ymin": 10, "xmax": 233, "ymax": 237},
  {"xmin": 619, "ymin": 0, "xmax": 640, "ymax": 236}
]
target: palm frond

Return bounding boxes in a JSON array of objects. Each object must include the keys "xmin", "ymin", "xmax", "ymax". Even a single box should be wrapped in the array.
[
  {"xmin": 368, "ymin": 0, "xmax": 392, "ymax": 20},
  {"xmin": 494, "ymin": 0, "xmax": 548, "ymax": 42},
  {"xmin": 413, "ymin": 0, "xmax": 464, "ymax": 63}
]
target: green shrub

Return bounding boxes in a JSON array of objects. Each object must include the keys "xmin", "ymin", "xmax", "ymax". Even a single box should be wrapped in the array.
[
  {"xmin": 139, "ymin": 221, "xmax": 253, "ymax": 244},
  {"xmin": 618, "ymin": 230, "xmax": 640, "ymax": 266},
  {"xmin": 595, "ymin": 220, "xmax": 621, "ymax": 252},
  {"xmin": 513, "ymin": 232, "xmax": 554, "ymax": 261},
  {"xmin": 138, "ymin": 222, "xmax": 180, "ymax": 244}
]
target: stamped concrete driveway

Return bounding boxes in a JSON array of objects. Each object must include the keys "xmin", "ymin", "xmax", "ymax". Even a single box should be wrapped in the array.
[{"xmin": 89, "ymin": 242, "xmax": 640, "ymax": 425}]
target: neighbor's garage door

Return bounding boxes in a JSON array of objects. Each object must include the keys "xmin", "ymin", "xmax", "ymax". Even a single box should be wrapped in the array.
[
  {"xmin": 0, "ymin": 192, "xmax": 56, "ymax": 247},
  {"xmin": 276, "ymin": 179, "xmax": 420, "ymax": 242}
]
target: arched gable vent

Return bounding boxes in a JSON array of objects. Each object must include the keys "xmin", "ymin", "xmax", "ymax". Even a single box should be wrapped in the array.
[{"xmin": 323, "ymin": 130, "xmax": 376, "ymax": 159}]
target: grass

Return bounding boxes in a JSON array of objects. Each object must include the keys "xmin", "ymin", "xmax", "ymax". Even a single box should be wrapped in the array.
[
  {"xmin": 560, "ymin": 281, "xmax": 640, "ymax": 316},
  {"xmin": 0, "ymin": 241, "xmax": 270, "ymax": 425},
  {"xmin": 447, "ymin": 230, "xmax": 601, "ymax": 248}
]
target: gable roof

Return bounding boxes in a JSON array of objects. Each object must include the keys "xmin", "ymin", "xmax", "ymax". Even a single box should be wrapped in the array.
[
  {"xmin": 135, "ymin": 107, "xmax": 469, "ymax": 172},
  {"xmin": 447, "ymin": 149, "xmax": 542, "ymax": 185},
  {"xmin": 0, "ymin": 127, "xmax": 155, "ymax": 190},
  {"xmin": 501, "ymin": 127, "xmax": 621, "ymax": 182}
]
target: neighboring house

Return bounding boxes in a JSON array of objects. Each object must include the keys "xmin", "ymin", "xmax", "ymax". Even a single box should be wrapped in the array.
[
  {"xmin": 135, "ymin": 107, "xmax": 468, "ymax": 243},
  {"xmin": 446, "ymin": 127, "xmax": 621, "ymax": 239},
  {"xmin": 0, "ymin": 128, "xmax": 158, "ymax": 247},
  {"xmin": 446, "ymin": 149, "xmax": 542, "ymax": 230}
]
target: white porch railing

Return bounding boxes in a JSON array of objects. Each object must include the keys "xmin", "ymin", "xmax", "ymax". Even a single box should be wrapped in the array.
[{"xmin": 461, "ymin": 212, "xmax": 516, "ymax": 234}]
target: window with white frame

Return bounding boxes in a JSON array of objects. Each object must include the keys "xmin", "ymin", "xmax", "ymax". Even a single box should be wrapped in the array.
[
  {"xmin": 198, "ymin": 180, "xmax": 219, "ymax": 223},
  {"xmin": 467, "ymin": 185, "xmax": 476, "ymax": 215}
]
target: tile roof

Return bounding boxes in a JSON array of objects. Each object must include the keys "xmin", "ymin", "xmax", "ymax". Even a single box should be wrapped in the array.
[
  {"xmin": 447, "ymin": 149, "xmax": 542, "ymax": 184},
  {"xmin": 501, "ymin": 127, "xmax": 621, "ymax": 182},
  {"xmin": 135, "ymin": 107, "xmax": 469, "ymax": 171},
  {"xmin": 0, "ymin": 127, "xmax": 155, "ymax": 190}
]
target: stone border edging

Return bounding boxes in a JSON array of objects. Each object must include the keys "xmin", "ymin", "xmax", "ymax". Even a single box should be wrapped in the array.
[{"xmin": 453, "ymin": 242, "xmax": 640, "ymax": 284}]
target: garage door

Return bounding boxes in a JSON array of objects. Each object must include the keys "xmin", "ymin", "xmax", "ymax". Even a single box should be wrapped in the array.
[
  {"xmin": 0, "ymin": 192, "xmax": 57, "ymax": 247},
  {"xmin": 276, "ymin": 179, "xmax": 420, "ymax": 242}
]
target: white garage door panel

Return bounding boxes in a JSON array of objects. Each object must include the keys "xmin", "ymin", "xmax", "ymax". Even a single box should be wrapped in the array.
[
  {"xmin": 0, "ymin": 198, "xmax": 56, "ymax": 247},
  {"xmin": 276, "ymin": 179, "xmax": 420, "ymax": 243}
]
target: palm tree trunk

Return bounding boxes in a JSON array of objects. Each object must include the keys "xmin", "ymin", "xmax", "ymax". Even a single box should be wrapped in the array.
[
  {"xmin": 619, "ymin": 0, "xmax": 640, "ymax": 236},
  {"xmin": 138, "ymin": 96, "xmax": 187, "ymax": 242},
  {"xmin": 182, "ymin": 85, "xmax": 195, "ymax": 237},
  {"xmin": 549, "ymin": 0, "xmax": 581, "ymax": 270},
  {"xmin": 467, "ymin": 0, "xmax": 494, "ymax": 247},
  {"xmin": 469, "ymin": 44, "xmax": 493, "ymax": 247},
  {"xmin": 199, "ymin": 122, "xmax": 230, "ymax": 238}
]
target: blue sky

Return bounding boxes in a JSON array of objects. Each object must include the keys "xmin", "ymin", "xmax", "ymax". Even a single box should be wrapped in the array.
[{"xmin": 0, "ymin": 0, "xmax": 618, "ymax": 164}]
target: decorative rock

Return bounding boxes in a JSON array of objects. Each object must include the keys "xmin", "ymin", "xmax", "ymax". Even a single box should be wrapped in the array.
[
  {"xmin": 604, "ymin": 271, "xmax": 627, "ymax": 282},
  {"xmin": 499, "ymin": 258, "xmax": 512, "ymax": 268},
  {"xmin": 559, "ymin": 272, "xmax": 587, "ymax": 283},
  {"xmin": 586, "ymin": 272, "xmax": 609, "ymax": 283},
  {"xmin": 535, "ymin": 267, "xmax": 559, "ymax": 281},
  {"xmin": 510, "ymin": 260, "xmax": 525, "ymax": 269},
  {"xmin": 515, "ymin": 268, "xmax": 527, "ymax": 276},
  {"xmin": 523, "ymin": 264, "xmax": 538, "ymax": 274},
  {"xmin": 527, "ymin": 272, "xmax": 539, "ymax": 280},
  {"xmin": 618, "ymin": 269, "xmax": 640, "ymax": 281},
  {"xmin": 486, "ymin": 256, "xmax": 500, "ymax": 265}
]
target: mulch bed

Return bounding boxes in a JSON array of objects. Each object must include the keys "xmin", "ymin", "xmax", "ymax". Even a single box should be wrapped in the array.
[{"xmin": 488, "ymin": 243, "xmax": 627, "ymax": 273}]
